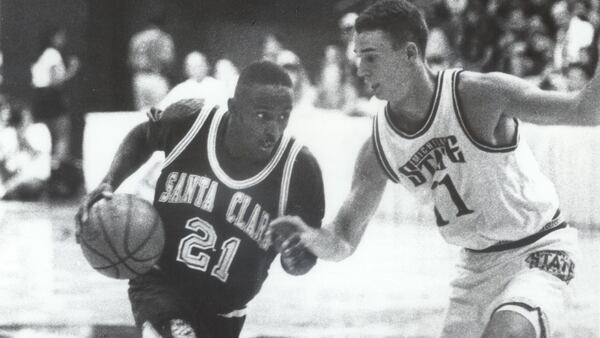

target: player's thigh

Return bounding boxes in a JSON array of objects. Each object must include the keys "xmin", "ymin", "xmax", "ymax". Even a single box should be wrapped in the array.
[
  {"xmin": 128, "ymin": 270, "xmax": 194, "ymax": 331},
  {"xmin": 485, "ymin": 267, "xmax": 571, "ymax": 338}
]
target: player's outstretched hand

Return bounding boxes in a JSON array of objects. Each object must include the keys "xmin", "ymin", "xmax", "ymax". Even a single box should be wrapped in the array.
[
  {"xmin": 279, "ymin": 233, "xmax": 316, "ymax": 276},
  {"xmin": 268, "ymin": 215, "xmax": 313, "ymax": 252},
  {"xmin": 74, "ymin": 182, "xmax": 114, "ymax": 243}
]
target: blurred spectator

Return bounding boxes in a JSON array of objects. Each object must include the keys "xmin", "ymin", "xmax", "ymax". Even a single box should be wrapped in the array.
[
  {"xmin": 565, "ymin": 62, "xmax": 592, "ymax": 91},
  {"xmin": 457, "ymin": 1, "xmax": 500, "ymax": 69},
  {"xmin": 338, "ymin": 12, "xmax": 374, "ymax": 116},
  {"xmin": 0, "ymin": 95, "xmax": 51, "ymax": 201},
  {"xmin": 262, "ymin": 33, "xmax": 285, "ymax": 63},
  {"xmin": 316, "ymin": 45, "xmax": 346, "ymax": 110},
  {"xmin": 30, "ymin": 25, "xmax": 80, "ymax": 198},
  {"xmin": 525, "ymin": 22, "xmax": 555, "ymax": 76},
  {"xmin": 503, "ymin": 41, "xmax": 535, "ymax": 78},
  {"xmin": 339, "ymin": 12, "xmax": 359, "ymax": 66},
  {"xmin": 552, "ymin": 0, "xmax": 595, "ymax": 70},
  {"xmin": 214, "ymin": 58, "xmax": 239, "ymax": 99},
  {"xmin": 275, "ymin": 49, "xmax": 316, "ymax": 111},
  {"xmin": 426, "ymin": 27, "xmax": 454, "ymax": 74},
  {"xmin": 156, "ymin": 51, "xmax": 228, "ymax": 110},
  {"xmin": 0, "ymin": 51, "xmax": 3, "ymax": 86},
  {"xmin": 129, "ymin": 16, "xmax": 175, "ymax": 110}
]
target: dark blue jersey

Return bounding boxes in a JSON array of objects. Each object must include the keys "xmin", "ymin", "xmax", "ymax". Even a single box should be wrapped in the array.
[{"xmin": 148, "ymin": 99, "xmax": 325, "ymax": 313}]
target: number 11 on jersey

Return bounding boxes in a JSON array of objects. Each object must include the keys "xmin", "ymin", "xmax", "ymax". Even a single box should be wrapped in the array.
[{"xmin": 431, "ymin": 174, "xmax": 473, "ymax": 226}]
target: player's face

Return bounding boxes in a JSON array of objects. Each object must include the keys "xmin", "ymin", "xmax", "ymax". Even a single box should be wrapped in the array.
[
  {"xmin": 230, "ymin": 84, "xmax": 293, "ymax": 161},
  {"xmin": 355, "ymin": 30, "xmax": 413, "ymax": 102}
]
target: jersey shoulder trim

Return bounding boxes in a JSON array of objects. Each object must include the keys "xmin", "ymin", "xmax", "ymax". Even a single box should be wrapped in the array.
[
  {"xmin": 278, "ymin": 139, "xmax": 304, "ymax": 216},
  {"xmin": 451, "ymin": 70, "xmax": 520, "ymax": 153},
  {"xmin": 372, "ymin": 114, "xmax": 400, "ymax": 183},
  {"xmin": 162, "ymin": 102, "xmax": 219, "ymax": 168},
  {"xmin": 383, "ymin": 71, "xmax": 443, "ymax": 139},
  {"xmin": 207, "ymin": 111, "xmax": 293, "ymax": 189}
]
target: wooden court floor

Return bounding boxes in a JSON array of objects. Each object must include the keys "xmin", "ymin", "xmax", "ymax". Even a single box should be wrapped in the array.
[{"xmin": 1, "ymin": 200, "xmax": 598, "ymax": 338}]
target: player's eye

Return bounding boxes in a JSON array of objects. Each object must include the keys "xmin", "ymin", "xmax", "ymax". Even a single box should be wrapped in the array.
[
  {"xmin": 365, "ymin": 55, "xmax": 377, "ymax": 63},
  {"xmin": 256, "ymin": 112, "xmax": 265, "ymax": 119},
  {"xmin": 279, "ymin": 114, "xmax": 288, "ymax": 121}
]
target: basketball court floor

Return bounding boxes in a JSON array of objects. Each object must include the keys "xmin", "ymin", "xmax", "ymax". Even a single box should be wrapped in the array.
[{"xmin": 1, "ymin": 199, "xmax": 599, "ymax": 337}]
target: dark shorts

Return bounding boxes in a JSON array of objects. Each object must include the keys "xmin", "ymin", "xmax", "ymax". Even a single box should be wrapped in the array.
[
  {"xmin": 128, "ymin": 269, "xmax": 246, "ymax": 338},
  {"xmin": 31, "ymin": 87, "xmax": 66, "ymax": 121}
]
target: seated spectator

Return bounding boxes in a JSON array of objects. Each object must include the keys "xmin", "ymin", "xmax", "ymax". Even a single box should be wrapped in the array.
[
  {"xmin": 426, "ymin": 27, "xmax": 453, "ymax": 74},
  {"xmin": 275, "ymin": 50, "xmax": 316, "ymax": 111},
  {"xmin": 565, "ymin": 62, "xmax": 592, "ymax": 91},
  {"xmin": 156, "ymin": 51, "xmax": 228, "ymax": 110},
  {"xmin": 0, "ymin": 96, "xmax": 51, "ymax": 201},
  {"xmin": 552, "ymin": 0, "xmax": 595, "ymax": 70},
  {"xmin": 315, "ymin": 45, "xmax": 345, "ymax": 110},
  {"xmin": 214, "ymin": 58, "xmax": 239, "ymax": 99}
]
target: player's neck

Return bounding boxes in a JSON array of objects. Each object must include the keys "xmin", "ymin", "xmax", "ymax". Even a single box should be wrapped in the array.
[{"xmin": 387, "ymin": 68, "xmax": 437, "ymax": 132}]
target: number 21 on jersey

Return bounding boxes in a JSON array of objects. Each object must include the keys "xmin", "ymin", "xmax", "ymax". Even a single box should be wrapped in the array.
[{"xmin": 176, "ymin": 217, "xmax": 241, "ymax": 282}]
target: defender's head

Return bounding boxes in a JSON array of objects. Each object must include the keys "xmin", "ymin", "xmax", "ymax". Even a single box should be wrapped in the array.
[
  {"xmin": 228, "ymin": 60, "xmax": 294, "ymax": 162},
  {"xmin": 354, "ymin": 0, "xmax": 429, "ymax": 101}
]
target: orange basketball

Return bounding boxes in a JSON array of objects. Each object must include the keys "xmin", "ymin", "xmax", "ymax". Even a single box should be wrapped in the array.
[{"xmin": 79, "ymin": 194, "xmax": 165, "ymax": 279}]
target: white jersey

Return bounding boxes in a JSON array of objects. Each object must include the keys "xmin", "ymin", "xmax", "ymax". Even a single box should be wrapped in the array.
[{"xmin": 373, "ymin": 69, "xmax": 559, "ymax": 250}]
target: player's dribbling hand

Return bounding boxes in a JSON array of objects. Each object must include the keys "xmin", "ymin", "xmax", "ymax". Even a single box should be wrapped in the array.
[
  {"xmin": 279, "ymin": 234, "xmax": 317, "ymax": 276},
  {"xmin": 74, "ymin": 182, "xmax": 114, "ymax": 243}
]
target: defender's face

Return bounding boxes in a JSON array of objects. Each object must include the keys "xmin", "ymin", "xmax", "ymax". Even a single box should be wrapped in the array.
[
  {"xmin": 231, "ymin": 84, "xmax": 293, "ymax": 161},
  {"xmin": 355, "ymin": 30, "xmax": 411, "ymax": 102}
]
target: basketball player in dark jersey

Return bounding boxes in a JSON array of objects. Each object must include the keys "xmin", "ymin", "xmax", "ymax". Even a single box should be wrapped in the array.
[{"xmin": 76, "ymin": 61, "xmax": 325, "ymax": 338}]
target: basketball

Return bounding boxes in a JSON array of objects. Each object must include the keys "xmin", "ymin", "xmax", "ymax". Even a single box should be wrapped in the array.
[{"xmin": 79, "ymin": 194, "xmax": 165, "ymax": 279}]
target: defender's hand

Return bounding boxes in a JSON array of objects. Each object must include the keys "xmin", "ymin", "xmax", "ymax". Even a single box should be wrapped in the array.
[
  {"xmin": 74, "ymin": 182, "xmax": 114, "ymax": 243},
  {"xmin": 279, "ymin": 234, "xmax": 317, "ymax": 276},
  {"xmin": 268, "ymin": 215, "xmax": 314, "ymax": 252}
]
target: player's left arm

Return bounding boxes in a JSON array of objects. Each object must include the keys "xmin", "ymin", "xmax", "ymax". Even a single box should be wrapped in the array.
[
  {"xmin": 484, "ymin": 45, "xmax": 600, "ymax": 126},
  {"xmin": 277, "ymin": 146, "xmax": 325, "ymax": 276}
]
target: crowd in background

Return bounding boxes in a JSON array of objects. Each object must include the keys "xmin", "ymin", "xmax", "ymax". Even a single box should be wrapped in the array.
[{"xmin": 1, "ymin": 0, "xmax": 599, "ymax": 202}]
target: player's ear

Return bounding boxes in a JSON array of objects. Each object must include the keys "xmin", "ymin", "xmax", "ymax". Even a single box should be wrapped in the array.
[{"xmin": 406, "ymin": 42, "xmax": 419, "ymax": 61}]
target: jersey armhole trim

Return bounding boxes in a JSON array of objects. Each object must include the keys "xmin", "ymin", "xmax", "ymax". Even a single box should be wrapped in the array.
[
  {"xmin": 162, "ymin": 103, "xmax": 217, "ymax": 169},
  {"xmin": 278, "ymin": 140, "xmax": 304, "ymax": 216},
  {"xmin": 372, "ymin": 115, "xmax": 400, "ymax": 183},
  {"xmin": 492, "ymin": 302, "xmax": 547, "ymax": 338},
  {"xmin": 452, "ymin": 70, "xmax": 520, "ymax": 153}
]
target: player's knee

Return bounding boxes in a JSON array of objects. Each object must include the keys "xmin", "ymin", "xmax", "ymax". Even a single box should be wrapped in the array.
[{"xmin": 482, "ymin": 304, "xmax": 541, "ymax": 338}]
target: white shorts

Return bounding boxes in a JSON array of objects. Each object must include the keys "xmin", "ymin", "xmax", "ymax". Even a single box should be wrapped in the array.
[{"xmin": 441, "ymin": 226, "xmax": 578, "ymax": 338}]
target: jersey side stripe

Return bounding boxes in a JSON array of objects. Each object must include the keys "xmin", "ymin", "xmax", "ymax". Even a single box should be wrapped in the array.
[
  {"xmin": 207, "ymin": 109, "xmax": 292, "ymax": 189},
  {"xmin": 162, "ymin": 103, "xmax": 217, "ymax": 169},
  {"xmin": 278, "ymin": 140, "xmax": 304, "ymax": 216},
  {"xmin": 372, "ymin": 115, "xmax": 400, "ymax": 183}
]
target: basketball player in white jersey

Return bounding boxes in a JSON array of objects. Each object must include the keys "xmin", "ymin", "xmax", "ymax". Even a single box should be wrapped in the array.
[{"xmin": 270, "ymin": 0, "xmax": 600, "ymax": 337}]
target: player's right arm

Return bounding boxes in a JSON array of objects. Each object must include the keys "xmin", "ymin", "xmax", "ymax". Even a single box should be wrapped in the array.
[
  {"xmin": 75, "ymin": 121, "xmax": 157, "ymax": 230},
  {"xmin": 270, "ymin": 137, "xmax": 388, "ymax": 261},
  {"xmin": 75, "ymin": 99, "xmax": 204, "ymax": 235}
]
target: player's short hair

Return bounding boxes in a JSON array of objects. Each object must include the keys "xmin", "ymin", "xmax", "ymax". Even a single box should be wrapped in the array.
[
  {"xmin": 235, "ymin": 61, "xmax": 293, "ymax": 97},
  {"xmin": 356, "ymin": 0, "xmax": 429, "ymax": 57}
]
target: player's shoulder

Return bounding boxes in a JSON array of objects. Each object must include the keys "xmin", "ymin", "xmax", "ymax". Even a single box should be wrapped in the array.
[
  {"xmin": 147, "ymin": 98, "xmax": 215, "ymax": 124},
  {"xmin": 455, "ymin": 70, "xmax": 520, "ymax": 110},
  {"xmin": 287, "ymin": 139, "xmax": 322, "ymax": 175},
  {"xmin": 458, "ymin": 71, "xmax": 524, "ymax": 96}
]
